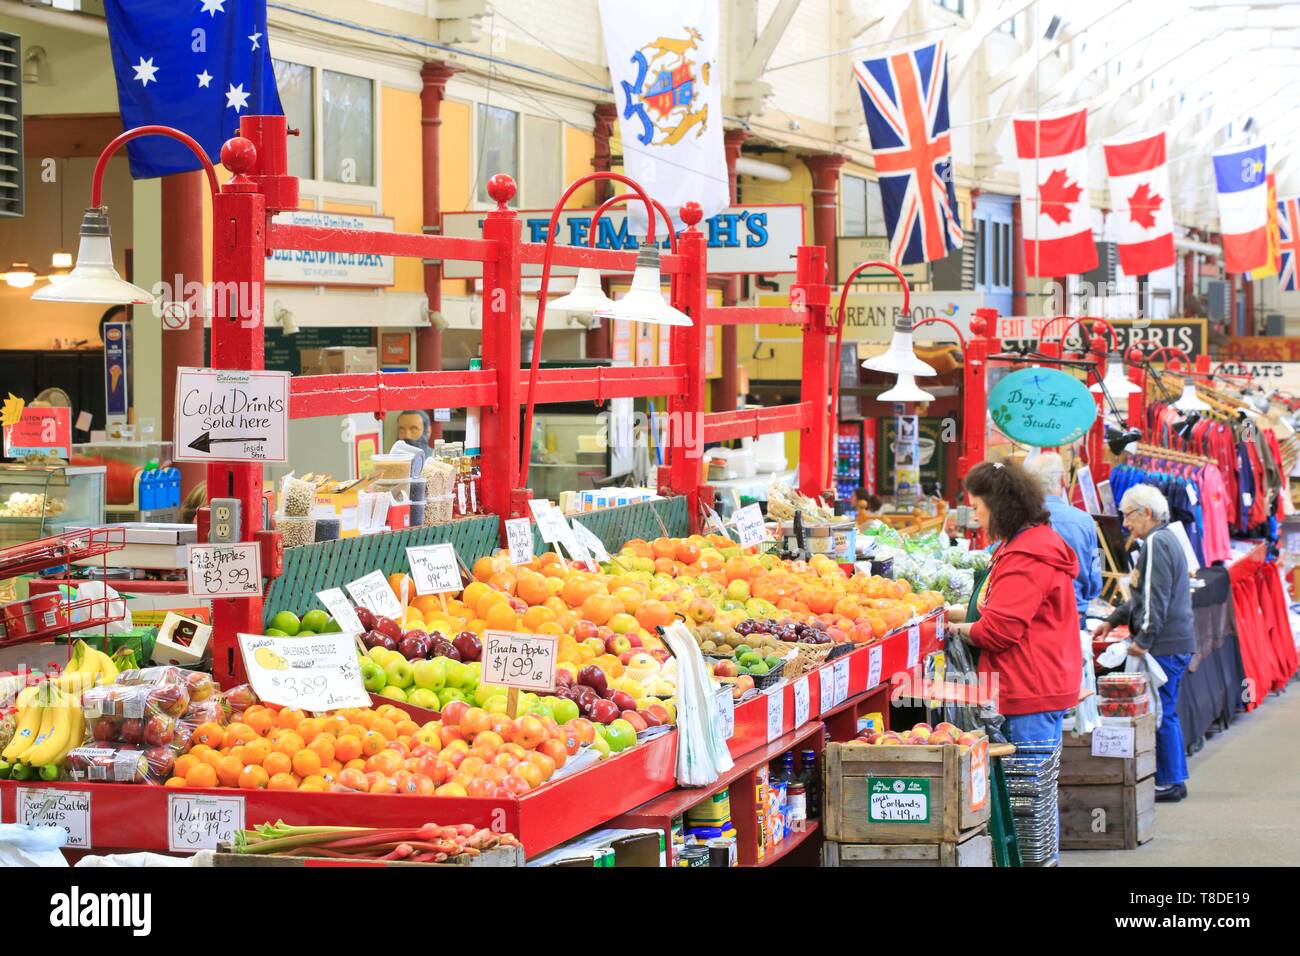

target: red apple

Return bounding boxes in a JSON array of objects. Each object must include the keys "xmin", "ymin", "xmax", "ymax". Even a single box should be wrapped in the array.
[
  {"xmin": 619, "ymin": 651, "xmax": 634, "ymax": 666},
  {"xmin": 713, "ymin": 659, "xmax": 738, "ymax": 678},
  {"xmin": 375, "ymin": 616, "xmax": 402, "ymax": 640},
  {"xmin": 619, "ymin": 710, "xmax": 648, "ymax": 732},
  {"xmin": 644, "ymin": 704, "xmax": 671, "ymax": 725},
  {"xmin": 574, "ymin": 620, "xmax": 599, "ymax": 641},
  {"xmin": 589, "ymin": 698, "xmax": 619, "ymax": 724},
  {"xmin": 649, "ymin": 648, "xmax": 670, "ymax": 664},
  {"xmin": 608, "ymin": 690, "xmax": 637, "ymax": 713},
  {"xmin": 577, "ymin": 665, "xmax": 608, "ymax": 696},
  {"xmin": 119, "ymin": 718, "xmax": 145, "ymax": 744},
  {"xmin": 355, "ymin": 606, "xmax": 377, "ymax": 631},
  {"xmin": 626, "ymin": 633, "xmax": 643, "ymax": 648},
  {"xmin": 638, "ymin": 708, "xmax": 662, "ymax": 727}
]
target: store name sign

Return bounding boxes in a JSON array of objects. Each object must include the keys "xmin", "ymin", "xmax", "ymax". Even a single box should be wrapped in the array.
[
  {"xmin": 3, "ymin": 406, "xmax": 71, "ymax": 458},
  {"xmin": 267, "ymin": 211, "xmax": 396, "ymax": 287},
  {"xmin": 440, "ymin": 205, "xmax": 804, "ymax": 278},
  {"xmin": 998, "ymin": 318, "xmax": 1207, "ymax": 358},
  {"xmin": 1212, "ymin": 361, "xmax": 1300, "ymax": 392},
  {"xmin": 840, "ymin": 293, "xmax": 986, "ymax": 343},
  {"xmin": 987, "ymin": 367, "xmax": 1097, "ymax": 448}
]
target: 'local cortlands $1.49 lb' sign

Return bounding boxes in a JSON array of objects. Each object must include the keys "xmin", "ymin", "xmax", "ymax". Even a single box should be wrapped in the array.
[{"xmin": 987, "ymin": 367, "xmax": 1097, "ymax": 447}]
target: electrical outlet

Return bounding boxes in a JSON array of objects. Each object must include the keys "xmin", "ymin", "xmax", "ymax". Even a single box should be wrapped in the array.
[{"xmin": 210, "ymin": 497, "xmax": 240, "ymax": 544}]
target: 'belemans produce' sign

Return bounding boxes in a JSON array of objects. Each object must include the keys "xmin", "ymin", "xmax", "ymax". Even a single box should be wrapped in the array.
[{"xmin": 440, "ymin": 205, "xmax": 804, "ymax": 278}]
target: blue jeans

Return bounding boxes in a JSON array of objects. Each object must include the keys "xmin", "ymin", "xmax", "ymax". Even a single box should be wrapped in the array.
[
  {"xmin": 1003, "ymin": 709, "xmax": 1068, "ymax": 747},
  {"xmin": 1153, "ymin": 652, "xmax": 1192, "ymax": 786}
]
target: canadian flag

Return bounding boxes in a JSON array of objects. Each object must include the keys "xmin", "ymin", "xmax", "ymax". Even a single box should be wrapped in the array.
[
  {"xmin": 1103, "ymin": 131, "xmax": 1175, "ymax": 276},
  {"xmin": 1013, "ymin": 107, "xmax": 1098, "ymax": 276}
]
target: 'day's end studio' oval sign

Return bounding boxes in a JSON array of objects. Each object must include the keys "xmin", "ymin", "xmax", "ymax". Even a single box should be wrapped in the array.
[{"xmin": 987, "ymin": 367, "xmax": 1097, "ymax": 448}]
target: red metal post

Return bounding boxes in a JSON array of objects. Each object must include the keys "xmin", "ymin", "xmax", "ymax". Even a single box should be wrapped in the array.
[
  {"xmin": 420, "ymin": 62, "xmax": 458, "ymax": 438},
  {"xmin": 962, "ymin": 309, "xmax": 996, "ymax": 479},
  {"xmin": 667, "ymin": 206, "xmax": 709, "ymax": 527},
  {"xmin": 478, "ymin": 176, "xmax": 527, "ymax": 523},
  {"xmin": 160, "ymin": 170, "xmax": 207, "ymax": 497},
  {"xmin": 797, "ymin": 245, "xmax": 832, "ymax": 500}
]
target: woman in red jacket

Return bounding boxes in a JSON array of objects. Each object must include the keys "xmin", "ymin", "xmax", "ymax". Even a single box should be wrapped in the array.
[{"xmin": 948, "ymin": 460, "xmax": 1083, "ymax": 746}]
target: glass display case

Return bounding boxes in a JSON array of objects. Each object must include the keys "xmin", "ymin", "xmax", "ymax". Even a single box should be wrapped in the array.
[
  {"xmin": 70, "ymin": 440, "xmax": 180, "ymax": 521},
  {"xmin": 0, "ymin": 464, "xmax": 107, "ymax": 546}
]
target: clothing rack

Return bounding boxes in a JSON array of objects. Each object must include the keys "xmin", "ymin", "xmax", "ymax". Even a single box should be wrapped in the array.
[{"xmin": 1128, "ymin": 443, "xmax": 1213, "ymax": 466}]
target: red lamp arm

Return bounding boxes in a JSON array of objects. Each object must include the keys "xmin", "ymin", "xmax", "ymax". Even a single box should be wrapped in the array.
[
  {"xmin": 913, "ymin": 316, "xmax": 968, "ymax": 350},
  {"xmin": 520, "ymin": 172, "xmax": 657, "ymax": 488},
  {"xmin": 1045, "ymin": 316, "xmax": 1118, "ymax": 354},
  {"xmin": 91, "ymin": 125, "xmax": 220, "ymax": 206},
  {"xmin": 589, "ymin": 194, "xmax": 676, "ymax": 252}
]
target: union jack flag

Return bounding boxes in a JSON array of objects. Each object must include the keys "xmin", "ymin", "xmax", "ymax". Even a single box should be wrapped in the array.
[
  {"xmin": 853, "ymin": 41, "xmax": 963, "ymax": 266},
  {"xmin": 1279, "ymin": 196, "xmax": 1300, "ymax": 292}
]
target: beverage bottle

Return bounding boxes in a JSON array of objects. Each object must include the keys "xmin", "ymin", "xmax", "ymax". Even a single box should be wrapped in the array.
[{"xmin": 799, "ymin": 749, "xmax": 820, "ymax": 820}]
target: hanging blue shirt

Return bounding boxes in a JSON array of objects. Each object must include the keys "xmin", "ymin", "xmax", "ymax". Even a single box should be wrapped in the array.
[{"xmin": 1043, "ymin": 494, "xmax": 1102, "ymax": 619}]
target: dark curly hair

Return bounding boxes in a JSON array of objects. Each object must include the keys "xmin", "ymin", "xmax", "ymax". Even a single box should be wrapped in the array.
[{"xmin": 963, "ymin": 460, "xmax": 1050, "ymax": 541}]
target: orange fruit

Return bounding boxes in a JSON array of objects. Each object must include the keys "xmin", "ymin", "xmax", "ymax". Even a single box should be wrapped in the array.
[
  {"xmin": 521, "ymin": 605, "xmax": 556, "ymax": 630},
  {"xmin": 292, "ymin": 748, "xmax": 322, "ymax": 778},
  {"xmin": 308, "ymin": 735, "xmax": 336, "ymax": 765},
  {"xmin": 515, "ymin": 572, "xmax": 550, "ymax": 607},
  {"xmin": 484, "ymin": 602, "xmax": 519, "ymax": 631},
  {"xmin": 675, "ymin": 540, "xmax": 701, "ymax": 564},
  {"xmin": 635, "ymin": 600, "xmax": 672, "ymax": 631},
  {"xmin": 276, "ymin": 707, "xmax": 307, "ymax": 730},
  {"xmin": 238, "ymin": 765, "xmax": 269, "ymax": 789},
  {"xmin": 262, "ymin": 751, "xmax": 293, "ymax": 777},
  {"xmin": 273, "ymin": 732, "xmax": 305, "ymax": 757},
  {"xmin": 475, "ymin": 589, "xmax": 509, "ymax": 620},
  {"xmin": 369, "ymin": 717, "xmax": 398, "ymax": 741},
  {"xmin": 580, "ymin": 594, "xmax": 620, "ymax": 626},
  {"xmin": 488, "ymin": 571, "xmax": 517, "ymax": 595},
  {"xmin": 322, "ymin": 714, "xmax": 349, "ymax": 737},
  {"xmin": 651, "ymin": 537, "xmax": 677, "ymax": 559},
  {"xmin": 335, "ymin": 734, "xmax": 363, "ymax": 762},
  {"xmin": 561, "ymin": 576, "xmax": 598, "ymax": 609},
  {"xmin": 462, "ymin": 580, "xmax": 491, "ymax": 610},
  {"xmin": 268, "ymin": 772, "xmax": 298, "ymax": 791},
  {"xmin": 342, "ymin": 722, "xmax": 368, "ymax": 740},
  {"xmin": 191, "ymin": 721, "xmax": 226, "ymax": 748},
  {"xmin": 388, "ymin": 572, "xmax": 413, "ymax": 600},
  {"xmin": 344, "ymin": 757, "xmax": 366, "ymax": 772},
  {"xmin": 360, "ymin": 730, "xmax": 388, "ymax": 757},
  {"xmin": 240, "ymin": 738, "xmax": 272, "ymax": 766},
  {"xmin": 472, "ymin": 555, "xmax": 502, "ymax": 583},
  {"xmin": 295, "ymin": 718, "xmax": 325, "ymax": 743},
  {"xmin": 164, "ymin": 776, "xmax": 187, "ymax": 788},
  {"xmin": 394, "ymin": 719, "xmax": 420, "ymax": 739},
  {"xmin": 221, "ymin": 722, "xmax": 257, "ymax": 749},
  {"xmin": 184, "ymin": 762, "xmax": 218, "ymax": 788},
  {"xmin": 174, "ymin": 754, "xmax": 200, "ymax": 779},
  {"xmin": 244, "ymin": 709, "xmax": 275, "ymax": 736},
  {"xmin": 214, "ymin": 754, "xmax": 244, "ymax": 787},
  {"xmin": 299, "ymin": 775, "xmax": 328, "ymax": 792}
]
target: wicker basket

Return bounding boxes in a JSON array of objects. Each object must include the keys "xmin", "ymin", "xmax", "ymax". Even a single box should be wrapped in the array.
[{"xmin": 778, "ymin": 639, "xmax": 834, "ymax": 678}]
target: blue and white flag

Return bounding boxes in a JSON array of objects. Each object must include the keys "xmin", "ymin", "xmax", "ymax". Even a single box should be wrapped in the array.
[{"xmin": 105, "ymin": 0, "xmax": 282, "ymax": 179}]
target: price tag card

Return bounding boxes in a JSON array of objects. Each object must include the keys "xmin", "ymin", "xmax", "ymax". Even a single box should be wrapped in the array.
[
  {"xmin": 1091, "ymin": 724, "xmax": 1136, "ymax": 759},
  {"xmin": 562, "ymin": 527, "xmax": 594, "ymax": 568},
  {"xmin": 715, "ymin": 686, "xmax": 735, "ymax": 741},
  {"xmin": 819, "ymin": 667, "xmax": 836, "ymax": 712},
  {"xmin": 315, "ymin": 588, "xmax": 363, "ymax": 637},
  {"xmin": 527, "ymin": 499, "xmax": 569, "ymax": 544},
  {"xmin": 16, "ymin": 788, "xmax": 91, "ymax": 847},
  {"xmin": 833, "ymin": 657, "xmax": 850, "ymax": 706},
  {"xmin": 867, "ymin": 644, "xmax": 883, "ymax": 689},
  {"xmin": 238, "ymin": 632, "xmax": 371, "ymax": 711},
  {"xmin": 483, "ymin": 630, "xmax": 558, "ymax": 692},
  {"xmin": 187, "ymin": 542, "xmax": 262, "ymax": 598},
  {"xmin": 345, "ymin": 570, "xmax": 403, "ymax": 620},
  {"xmin": 571, "ymin": 519, "xmax": 611, "ymax": 563},
  {"xmin": 765, "ymin": 687, "xmax": 785, "ymax": 742},
  {"xmin": 406, "ymin": 542, "xmax": 462, "ymax": 594},
  {"xmin": 168, "ymin": 793, "xmax": 245, "ymax": 853},
  {"xmin": 907, "ymin": 623, "xmax": 921, "ymax": 668},
  {"xmin": 733, "ymin": 503, "xmax": 766, "ymax": 548},
  {"xmin": 793, "ymin": 676, "xmax": 811, "ymax": 727},
  {"xmin": 504, "ymin": 518, "xmax": 534, "ymax": 565},
  {"xmin": 703, "ymin": 503, "xmax": 732, "ymax": 541}
]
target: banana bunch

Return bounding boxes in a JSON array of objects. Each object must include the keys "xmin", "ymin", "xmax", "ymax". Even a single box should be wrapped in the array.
[
  {"xmin": 52, "ymin": 639, "xmax": 120, "ymax": 694},
  {"xmin": 0, "ymin": 681, "xmax": 85, "ymax": 780}
]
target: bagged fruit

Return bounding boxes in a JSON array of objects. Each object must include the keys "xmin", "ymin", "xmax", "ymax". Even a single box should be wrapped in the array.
[
  {"xmin": 86, "ymin": 709, "xmax": 180, "ymax": 748},
  {"xmin": 1097, "ymin": 673, "xmax": 1148, "ymax": 700},
  {"xmin": 82, "ymin": 682, "xmax": 190, "ymax": 721},
  {"xmin": 182, "ymin": 696, "xmax": 230, "ymax": 725},
  {"xmin": 220, "ymin": 683, "xmax": 258, "ymax": 719},
  {"xmin": 117, "ymin": 666, "xmax": 215, "ymax": 702},
  {"xmin": 65, "ymin": 744, "xmax": 175, "ymax": 784}
]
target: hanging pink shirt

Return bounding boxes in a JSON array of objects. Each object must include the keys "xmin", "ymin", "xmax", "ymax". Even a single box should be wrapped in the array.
[{"xmin": 1197, "ymin": 464, "xmax": 1233, "ymax": 565}]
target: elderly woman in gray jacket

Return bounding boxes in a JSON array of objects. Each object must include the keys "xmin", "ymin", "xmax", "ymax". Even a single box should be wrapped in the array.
[{"xmin": 1093, "ymin": 484, "xmax": 1195, "ymax": 802}]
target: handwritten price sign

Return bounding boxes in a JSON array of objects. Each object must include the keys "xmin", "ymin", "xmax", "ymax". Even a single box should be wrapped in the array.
[
  {"xmin": 168, "ymin": 794, "xmax": 245, "ymax": 853},
  {"xmin": 406, "ymin": 542, "xmax": 462, "ymax": 594},
  {"xmin": 482, "ymin": 630, "xmax": 558, "ymax": 693},
  {"xmin": 732, "ymin": 504, "xmax": 767, "ymax": 548},
  {"xmin": 1091, "ymin": 724, "xmax": 1136, "ymax": 759},
  {"xmin": 187, "ymin": 543, "xmax": 262, "ymax": 598},
  {"xmin": 504, "ymin": 518, "xmax": 534, "ymax": 565},
  {"xmin": 345, "ymin": 569, "xmax": 403, "ymax": 620},
  {"xmin": 16, "ymin": 788, "xmax": 91, "ymax": 848},
  {"xmin": 238, "ymin": 632, "xmax": 371, "ymax": 711}
]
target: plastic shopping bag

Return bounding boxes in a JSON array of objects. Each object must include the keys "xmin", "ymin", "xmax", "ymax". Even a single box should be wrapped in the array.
[
  {"xmin": 0, "ymin": 824, "xmax": 68, "ymax": 867},
  {"xmin": 69, "ymin": 581, "xmax": 132, "ymax": 635}
]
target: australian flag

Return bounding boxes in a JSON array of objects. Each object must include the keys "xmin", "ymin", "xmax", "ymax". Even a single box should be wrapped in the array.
[
  {"xmin": 105, "ymin": 0, "xmax": 282, "ymax": 179},
  {"xmin": 853, "ymin": 40, "xmax": 963, "ymax": 266}
]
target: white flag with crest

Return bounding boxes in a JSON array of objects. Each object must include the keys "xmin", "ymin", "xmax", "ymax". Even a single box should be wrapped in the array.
[{"xmin": 598, "ymin": 0, "xmax": 728, "ymax": 232}]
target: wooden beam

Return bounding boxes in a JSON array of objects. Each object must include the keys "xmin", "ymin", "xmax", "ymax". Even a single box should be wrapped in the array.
[{"xmin": 23, "ymin": 114, "xmax": 124, "ymax": 158}]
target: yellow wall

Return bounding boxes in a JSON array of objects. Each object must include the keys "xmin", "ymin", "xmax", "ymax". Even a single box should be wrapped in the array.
[
  {"xmin": 564, "ymin": 127, "xmax": 596, "ymax": 208},
  {"xmin": 379, "ymin": 86, "xmax": 423, "ymax": 293},
  {"xmin": 441, "ymin": 99, "xmax": 473, "ymax": 299}
]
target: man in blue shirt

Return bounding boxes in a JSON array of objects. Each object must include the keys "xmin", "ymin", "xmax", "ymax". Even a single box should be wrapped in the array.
[{"xmin": 1026, "ymin": 452, "xmax": 1102, "ymax": 627}]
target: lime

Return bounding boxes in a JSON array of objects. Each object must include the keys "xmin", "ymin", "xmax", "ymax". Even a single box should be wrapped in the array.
[
  {"xmin": 264, "ymin": 628, "xmax": 288, "ymax": 637},
  {"xmin": 321, "ymin": 617, "xmax": 342, "ymax": 633},
  {"xmin": 296, "ymin": 630, "xmax": 316, "ymax": 637},
  {"xmin": 269, "ymin": 610, "xmax": 300, "ymax": 636},
  {"xmin": 301, "ymin": 609, "xmax": 331, "ymax": 633}
]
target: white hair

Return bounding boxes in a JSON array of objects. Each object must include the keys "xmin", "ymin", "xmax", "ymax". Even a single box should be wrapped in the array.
[
  {"xmin": 1119, "ymin": 483, "xmax": 1170, "ymax": 522},
  {"xmin": 1024, "ymin": 452, "xmax": 1066, "ymax": 493}
]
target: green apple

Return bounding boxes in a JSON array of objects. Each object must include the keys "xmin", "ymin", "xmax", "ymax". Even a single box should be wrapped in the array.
[
  {"xmin": 474, "ymin": 682, "xmax": 507, "ymax": 706},
  {"xmin": 379, "ymin": 685, "xmax": 408, "ymax": 702},
  {"xmin": 725, "ymin": 579, "xmax": 751, "ymax": 601},
  {"xmin": 296, "ymin": 630, "xmax": 317, "ymax": 637},
  {"xmin": 529, "ymin": 701, "xmax": 554, "ymax": 720},
  {"xmin": 367, "ymin": 646, "xmax": 391, "ymax": 664},
  {"xmin": 360, "ymin": 658, "xmax": 387, "ymax": 692},
  {"xmin": 603, "ymin": 718, "xmax": 637, "ymax": 753},
  {"xmin": 383, "ymin": 656, "xmax": 415, "ymax": 689},
  {"xmin": 301, "ymin": 609, "xmax": 331, "ymax": 633},
  {"xmin": 588, "ymin": 732, "xmax": 611, "ymax": 759},
  {"xmin": 269, "ymin": 610, "xmax": 300, "ymax": 636},
  {"xmin": 321, "ymin": 617, "xmax": 342, "ymax": 633},
  {"xmin": 438, "ymin": 687, "xmax": 469, "ymax": 708},
  {"xmin": 265, "ymin": 628, "xmax": 288, "ymax": 637},
  {"xmin": 443, "ymin": 659, "xmax": 470, "ymax": 690},
  {"xmin": 407, "ymin": 687, "xmax": 441, "ymax": 710},
  {"xmin": 485, "ymin": 696, "xmax": 510, "ymax": 715},
  {"xmin": 412, "ymin": 657, "xmax": 447, "ymax": 691},
  {"xmin": 551, "ymin": 697, "xmax": 580, "ymax": 724}
]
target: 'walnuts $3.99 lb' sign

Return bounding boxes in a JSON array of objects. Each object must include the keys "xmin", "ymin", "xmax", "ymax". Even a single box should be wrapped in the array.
[{"xmin": 987, "ymin": 367, "xmax": 1096, "ymax": 448}]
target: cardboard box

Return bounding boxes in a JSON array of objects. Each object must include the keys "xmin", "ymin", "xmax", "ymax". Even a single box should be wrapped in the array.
[
  {"xmin": 152, "ymin": 612, "xmax": 212, "ymax": 667},
  {"xmin": 300, "ymin": 347, "xmax": 378, "ymax": 375}
]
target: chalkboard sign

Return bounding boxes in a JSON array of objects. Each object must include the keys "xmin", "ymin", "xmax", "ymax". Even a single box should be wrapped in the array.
[{"xmin": 204, "ymin": 327, "xmax": 373, "ymax": 375}]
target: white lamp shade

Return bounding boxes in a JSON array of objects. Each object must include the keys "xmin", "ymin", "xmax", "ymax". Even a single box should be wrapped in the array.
[
  {"xmin": 862, "ymin": 329, "xmax": 937, "ymax": 377},
  {"xmin": 543, "ymin": 267, "xmax": 615, "ymax": 316},
  {"xmin": 1173, "ymin": 381, "xmax": 1211, "ymax": 412},
  {"xmin": 1090, "ymin": 361, "xmax": 1142, "ymax": 396},
  {"xmin": 31, "ymin": 225, "xmax": 154, "ymax": 306},
  {"xmin": 594, "ymin": 243, "xmax": 691, "ymax": 327},
  {"xmin": 50, "ymin": 251, "xmax": 73, "ymax": 270},
  {"xmin": 879, "ymin": 373, "xmax": 935, "ymax": 403},
  {"xmin": 4, "ymin": 264, "xmax": 36, "ymax": 289}
]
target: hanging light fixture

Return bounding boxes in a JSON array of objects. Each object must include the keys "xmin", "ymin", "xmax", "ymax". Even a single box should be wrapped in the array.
[
  {"xmin": 594, "ymin": 242, "xmax": 691, "ymax": 327},
  {"xmin": 3, "ymin": 263, "xmax": 37, "ymax": 289},
  {"xmin": 879, "ymin": 373, "xmax": 935, "ymax": 403},
  {"xmin": 31, "ymin": 207, "xmax": 155, "ymax": 305},
  {"xmin": 1173, "ymin": 380, "xmax": 1211, "ymax": 412},
  {"xmin": 544, "ymin": 267, "xmax": 616, "ymax": 317},
  {"xmin": 1090, "ymin": 352, "xmax": 1142, "ymax": 396},
  {"xmin": 50, "ymin": 158, "xmax": 72, "ymax": 275},
  {"xmin": 861, "ymin": 310, "xmax": 936, "ymax": 377}
]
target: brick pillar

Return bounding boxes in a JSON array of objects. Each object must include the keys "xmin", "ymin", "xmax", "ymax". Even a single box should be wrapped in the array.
[
  {"xmin": 801, "ymin": 153, "xmax": 846, "ymax": 280},
  {"xmin": 1012, "ymin": 199, "xmax": 1028, "ymax": 317},
  {"xmin": 420, "ymin": 61, "xmax": 458, "ymax": 436},
  {"xmin": 587, "ymin": 103, "xmax": 619, "ymax": 358},
  {"xmin": 711, "ymin": 128, "xmax": 748, "ymax": 414}
]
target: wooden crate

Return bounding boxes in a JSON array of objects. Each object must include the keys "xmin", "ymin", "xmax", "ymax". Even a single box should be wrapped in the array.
[
  {"xmin": 1059, "ymin": 777, "xmax": 1156, "ymax": 850},
  {"xmin": 823, "ymin": 828, "xmax": 992, "ymax": 868},
  {"xmin": 823, "ymin": 740, "xmax": 991, "ymax": 845},
  {"xmin": 1061, "ymin": 715, "xmax": 1156, "ymax": 786}
]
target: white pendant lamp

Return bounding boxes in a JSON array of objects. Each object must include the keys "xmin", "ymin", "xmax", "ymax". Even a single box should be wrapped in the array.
[
  {"xmin": 1173, "ymin": 381, "xmax": 1211, "ymax": 412},
  {"xmin": 544, "ymin": 266, "xmax": 616, "ymax": 316},
  {"xmin": 594, "ymin": 243, "xmax": 692, "ymax": 327},
  {"xmin": 861, "ymin": 310, "xmax": 936, "ymax": 377},
  {"xmin": 1090, "ymin": 353, "xmax": 1142, "ymax": 396},
  {"xmin": 3, "ymin": 263, "xmax": 36, "ymax": 289},
  {"xmin": 879, "ymin": 373, "xmax": 935, "ymax": 403},
  {"xmin": 31, "ymin": 208, "xmax": 155, "ymax": 305}
]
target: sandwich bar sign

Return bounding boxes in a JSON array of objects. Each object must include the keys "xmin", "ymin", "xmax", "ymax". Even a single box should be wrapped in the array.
[{"xmin": 440, "ymin": 205, "xmax": 804, "ymax": 278}]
